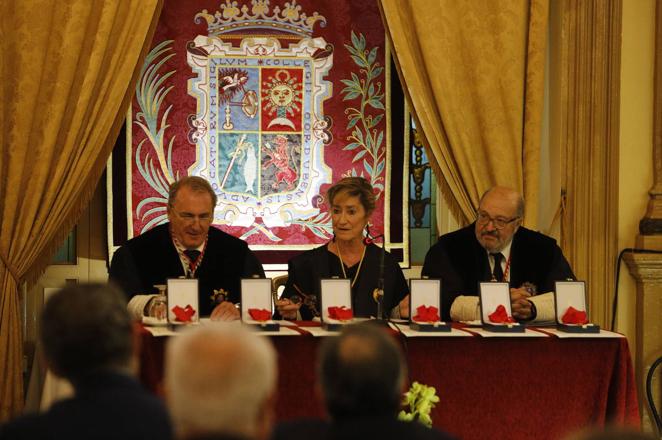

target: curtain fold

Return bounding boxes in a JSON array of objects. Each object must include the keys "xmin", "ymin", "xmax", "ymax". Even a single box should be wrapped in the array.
[
  {"xmin": 380, "ymin": 0, "xmax": 548, "ymax": 227},
  {"xmin": 0, "ymin": 0, "xmax": 162, "ymax": 420}
]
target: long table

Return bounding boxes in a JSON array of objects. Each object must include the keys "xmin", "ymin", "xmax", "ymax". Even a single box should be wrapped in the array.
[{"xmin": 138, "ymin": 323, "xmax": 639, "ymax": 440}]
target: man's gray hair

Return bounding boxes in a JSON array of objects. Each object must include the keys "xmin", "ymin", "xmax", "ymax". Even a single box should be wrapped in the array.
[
  {"xmin": 165, "ymin": 324, "xmax": 277, "ymax": 438},
  {"xmin": 168, "ymin": 176, "xmax": 218, "ymax": 209}
]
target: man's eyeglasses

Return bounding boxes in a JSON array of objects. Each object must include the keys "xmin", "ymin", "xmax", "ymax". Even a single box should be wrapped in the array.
[
  {"xmin": 174, "ymin": 211, "xmax": 213, "ymax": 224},
  {"xmin": 476, "ymin": 211, "xmax": 519, "ymax": 229}
]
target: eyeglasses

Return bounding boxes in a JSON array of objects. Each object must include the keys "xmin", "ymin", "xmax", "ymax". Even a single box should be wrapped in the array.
[
  {"xmin": 476, "ymin": 211, "xmax": 520, "ymax": 229},
  {"xmin": 173, "ymin": 211, "xmax": 213, "ymax": 224}
]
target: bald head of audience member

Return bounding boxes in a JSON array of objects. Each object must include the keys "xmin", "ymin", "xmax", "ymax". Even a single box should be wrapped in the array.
[
  {"xmin": 318, "ymin": 323, "xmax": 406, "ymax": 420},
  {"xmin": 41, "ymin": 283, "xmax": 134, "ymax": 383},
  {"xmin": 165, "ymin": 325, "xmax": 277, "ymax": 440}
]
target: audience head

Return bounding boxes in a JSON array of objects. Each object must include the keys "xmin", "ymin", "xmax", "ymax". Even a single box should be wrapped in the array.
[
  {"xmin": 475, "ymin": 186, "xmax": 524, "ymax": 253},
  {"xmin": 40, "ymin": 283, "xmax": 134, "ymax": 384},
  {"xmin": 165, "ymin": 324, "xmax": 277, "ymax": 440},
  {"xmin": 167, "ymin": 176, "xmax": 217, "ymax": 249},
  {"xmin": 318, "ymin": 322, "xmax": 406, "ymax": 420}
]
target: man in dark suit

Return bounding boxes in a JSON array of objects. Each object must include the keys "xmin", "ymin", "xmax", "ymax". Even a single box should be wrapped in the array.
[
  {"xmin": 109, "ymin": 176, "xmax": 264, "ymax": 320},
  {"xmin": 0, "ymin": 283, "xmax": 173, "ymax": 440},
  {"xmin": 271, "ymin": 323, "xmax": 456, "ymax": 440},
  {"xmin": 422, "ymin": 186, "xmax": 574, "ymax": 322}
]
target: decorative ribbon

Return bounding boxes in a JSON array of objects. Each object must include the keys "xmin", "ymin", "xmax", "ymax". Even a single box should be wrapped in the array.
[
  {"xmin": 488, "ymin": 304, "xmax": 515, "ymax": 323},
  {"xmin": 412, "ymin": 305, "xmax": 440, "ymax": 322},
  {"xmin": 172, "ymin": 304, "xmax": 196, "ymax": 322},
  {"xmin": 248, "ymin": 308, "xmax": 271, "ymax": 321},
  {"xmin": 561, "ymin": 306, "xmax": 588, "ymax": 324},
  {"xmin": 328, "ymin": 306, "xmax": 353, "ymax": 321}
]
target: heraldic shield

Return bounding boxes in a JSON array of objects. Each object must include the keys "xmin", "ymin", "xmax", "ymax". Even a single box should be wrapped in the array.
[{"xmin": 187, "ymin": 26, "xmax": 332, "ymax": 234}]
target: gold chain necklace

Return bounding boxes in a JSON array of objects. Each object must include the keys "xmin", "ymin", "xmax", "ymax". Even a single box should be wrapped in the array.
[{"xmin": 335, "ymin": 241, "xmax": 367, "ymax": 288}]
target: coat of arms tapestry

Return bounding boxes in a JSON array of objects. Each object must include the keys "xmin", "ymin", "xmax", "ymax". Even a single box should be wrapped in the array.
[{"xmin": 108, "ymin": 0, "xmax": 409, "ymax": 267}]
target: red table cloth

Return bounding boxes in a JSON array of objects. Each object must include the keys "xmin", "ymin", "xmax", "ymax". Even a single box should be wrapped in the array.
[{"xmin": 138, "ymin": 324, "xmax": 639, "ymax": 440}]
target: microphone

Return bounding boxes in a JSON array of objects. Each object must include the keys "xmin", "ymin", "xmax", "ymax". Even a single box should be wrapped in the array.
[{"xmin": 365, "ymin": 227, "xmax": 386, "ymax": 320}]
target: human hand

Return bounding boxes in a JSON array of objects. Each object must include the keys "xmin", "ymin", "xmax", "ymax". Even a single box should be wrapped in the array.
[
  {"xmin": 510, "ymin": 287, "xmax": 532, "ymax": 320},
  {"xmin": 275, "ymin": 298, "xmax": 300, "ymax": 320},
  {"xmin": 210, "ymin": 301, "xmax": 240, "ymax": 321}
]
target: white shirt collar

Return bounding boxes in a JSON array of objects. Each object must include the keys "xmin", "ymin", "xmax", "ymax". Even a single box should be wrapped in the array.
[{"xmin": 486, "ymin": 240, "xmax": 513, "ymax": 280}]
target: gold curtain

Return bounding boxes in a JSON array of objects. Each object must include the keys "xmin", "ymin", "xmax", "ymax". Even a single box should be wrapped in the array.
[
  {"xmin": 0, "ymin": 0, "xmax": 162, "ymax": 420},
  {"xmin": 556, "ymin": 0, "xmax": 621, "ymax": 328},
  {"xmin": 380, "ymin": 0, "xmax": 548, "ymax": 227}
]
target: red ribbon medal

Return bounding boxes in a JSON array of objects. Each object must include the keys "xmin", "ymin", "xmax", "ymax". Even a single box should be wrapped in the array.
[
  {"xmin": 488, "ymin": 304, "xmax": 515, "ymax": 323},
  {"xmin": 561, "ymin": 306, "xmax": 588, "ymax": 324},
  {"xmin": 248, "ymin": 308, "xmax": 272, "ymax": 322},
  {"xmin": 172, "ymin": 304, "xmax": 196, "ymax": 322},
  {"xmin": 328, "ymin": 306, "xmax": 353, "ymax": 321},
  {"xmin": 412, "ymin": 305, "xmax": 440, "ymax": 322}
]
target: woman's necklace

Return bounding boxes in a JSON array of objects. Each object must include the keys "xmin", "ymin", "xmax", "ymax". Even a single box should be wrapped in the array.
[{"xmin": 335, "ymin": 241, "xmax": 367, "ymax": 288}]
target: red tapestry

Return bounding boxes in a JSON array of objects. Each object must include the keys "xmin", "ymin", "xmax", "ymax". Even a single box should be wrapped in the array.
[{"xmin": 109, "ymin": 0, "xmax": 407, "ymax": 264}]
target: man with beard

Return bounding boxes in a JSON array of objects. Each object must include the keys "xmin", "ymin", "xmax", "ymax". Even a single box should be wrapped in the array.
[{"xmin": 422, "ymin": 186, "xmax": 574, "ymax": 322}]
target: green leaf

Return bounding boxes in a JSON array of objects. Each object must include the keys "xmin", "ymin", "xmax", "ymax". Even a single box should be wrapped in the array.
[
  {"xmin": 351, "ymin": 55, "xmax": 368, "ymax": 68},
  {"xmin": 376, "ymin": 159, "xmax": 385, "ymax": 175},
  {"xmin": 367, "ymin": 46, "xmax": 378, "ymax": 65},
  {"xmin": 340, "ymin": 78, "xmax": 359, "ymax": 88},
  {"xmin": 343, "ymin": 92, "xmax": 360, "ymax": 101},
  {"xmin": 375, "ymin": 131, "xmax": 384, "ymax": 149},
  {"xmin": 363, "ymin": 159, "xmax": 373, "ymax": 175},
  {"xmin": 343, "ymin": 142, "xmax": 361, "ymax": 151},
  {"xmin": 368, "ymin": 99, "xmax": 385, "ymax": 110},
  {"xmin": 373, "ymin": 66, "xmax": 384, "ymax": 78},
  {"xmin": 353, "ymin": 129, "xmax": 364, "ymax": 145},
  {"xmin": 352, "ymin": 149, "xmax": 368, "ymax": 162},
  {"xmin": 351, "ymin": 72, "xmax": 360, "ymax": 84},
  {"xmin": 371, "ymin": 114, "xmax": 384, "ymax": 127},
  {"xmin": 341, "ymin": 85, "xmax": 360, "ymax": 96},
  {"xmin": 351, "ymin": 30, "xmax": 360, "ymax": 50},
  {"xmin": 347, "ymin": 116, "xmax": 361, "ymax": 130}
]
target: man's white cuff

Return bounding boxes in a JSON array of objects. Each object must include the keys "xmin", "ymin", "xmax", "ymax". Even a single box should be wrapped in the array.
[{"xmin": 127, "ymin": 294, "xmax": 156, "ymax": 320}]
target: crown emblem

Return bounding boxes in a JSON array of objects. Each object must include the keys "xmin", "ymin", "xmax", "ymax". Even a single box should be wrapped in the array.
[{"xmin": 195, "ymin": 0, "xmax": 327, "ymax": 38}]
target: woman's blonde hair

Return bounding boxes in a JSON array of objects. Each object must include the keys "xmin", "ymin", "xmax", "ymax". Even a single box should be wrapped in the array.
[{"xmin": 326, "ymin": 177, "xmax": 376, "ymax": 215}]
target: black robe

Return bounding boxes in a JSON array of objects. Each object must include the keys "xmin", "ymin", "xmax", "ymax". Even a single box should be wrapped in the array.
[
  {"xmin": 422, "ymin": 223, "xmax": 575, "ymax": 321},
  {"xmin": 281, "ymin": 243, "xmax": 409, "ymax": 319},
  {"xmin": 109, "ymin": 223, "xmax": 264, "ymax": 316}
]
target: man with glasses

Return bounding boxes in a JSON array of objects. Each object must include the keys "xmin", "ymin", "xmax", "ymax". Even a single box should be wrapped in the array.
[
  {"xmin": 422, "ymin": 186, "xmax": 574, "ymax": 322},
  {"xmin": 110, "ymin": 176, "xmax": 264, "ymax": 320}
]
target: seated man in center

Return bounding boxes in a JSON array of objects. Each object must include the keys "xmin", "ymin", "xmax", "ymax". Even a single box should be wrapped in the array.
[{"xmin": 276, "ymin": 177, "xmax": 409, "ymax": 320}]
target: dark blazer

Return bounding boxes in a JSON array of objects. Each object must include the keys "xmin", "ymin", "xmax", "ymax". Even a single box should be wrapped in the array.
[
  {"xmin": 109, "ymin": 223, "xmax": 264, "ymax": 316},
  {"xmin": 0, "ymin": 371, "xmax": 173, "ymax": 440},
  {"xmin": 281, "ymin": 244, "xmax": 409, "ymax": 319},
  {"xmin": 271, "ymin": 417, "xmax": 457, "ymax": 440},
  {"xmin": 422, "ymin": 223, "xmax": 575, "ymax": 321}
]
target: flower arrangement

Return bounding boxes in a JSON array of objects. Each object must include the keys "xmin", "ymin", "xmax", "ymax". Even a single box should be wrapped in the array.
[{"xmin": 398, "ymin": 381, "xmax": 440, "ymax": 428}]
